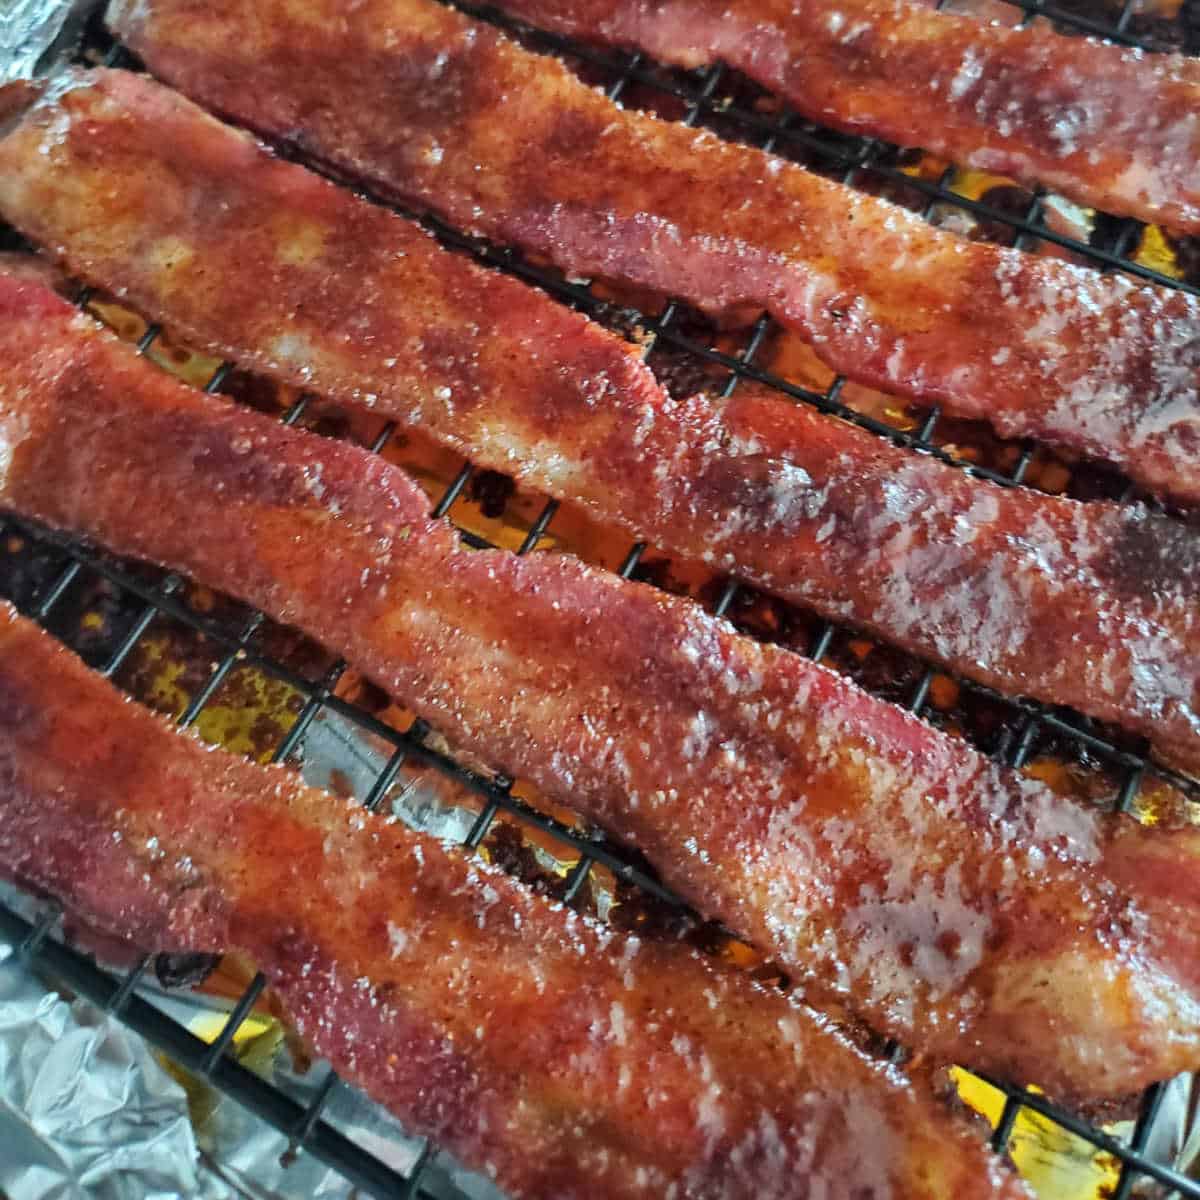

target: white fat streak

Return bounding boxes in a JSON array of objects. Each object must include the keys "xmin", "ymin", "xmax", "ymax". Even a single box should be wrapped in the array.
[
  {"xmin": 609, "ymin": 1001, "xmax": 628, "ymax": 1047},
  {"xmin": 480, "ymin": 422, "xmax": 580, "ymax": 488},
  {"xmin": 386, "ymin": 922, "xmax": 409, "ymax": 958},
  {"xmin": 680, "ymin": 710, "xmax": 715, "ymax": 761},
  {"xmin": 270, "ymin": 332, "xmax": 317, "ymax": 382},
  {"xmin": 850, "ymin": 860, "xmax": 989, "ymax": 999},
  {"xmin": 0, "ymin": 416, "xmax": 16, "ymax": 493},
  {"xmin": 947, "ymin": 47, "xmax": 983, "ymax": 101},
  {"xmin": 0, "ymin": 344, "xmax": 46, "ymax": 495}
]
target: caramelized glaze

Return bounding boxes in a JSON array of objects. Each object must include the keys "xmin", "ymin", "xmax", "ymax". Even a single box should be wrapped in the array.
[
  {"xmin": 0, "ymin": 604, "xmax": 1031, "ymax": 1199},
  {"xmin": 1, "ymin": 273, "xmax": 1198, "ymax": 1100},
  {"xmin": 0, "ymin": 73, "xmax": 1197, "ymax": 772},
  {"xmin": 96, "ymin": 3, "xmax": 1200, "ymax": 502},
  {"xmin": 488, "ymin": 0, "xmax": 1200, "ymax": 234}
]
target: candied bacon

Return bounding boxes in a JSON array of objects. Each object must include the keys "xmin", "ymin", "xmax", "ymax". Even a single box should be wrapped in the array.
[
  {"xmin": 484, "ymin": 0, "xmax": 1200, "ymax": 235},
  {"xmin": 0, "ymin": 71, "xmax": 1197, "ymax": 773},
  {"xmin": 2, "ymin": 272, "xmax": 1199, "ymax": 1101},
  {"xmin": 97, "ymin": 3, "xmax": 1200, "ymax": 503},
  {"xmin": 0, "ymin": 605, "xmax": 1032, "ymax": 1200}
]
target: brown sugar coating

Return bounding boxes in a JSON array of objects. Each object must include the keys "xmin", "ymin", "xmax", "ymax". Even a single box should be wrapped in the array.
[
  {"xmin": 1, "ymin": 272, "xmax": 1198, "ymax": 1100},
  {"xmin": 0, "ymin": 71, "xmax": 1197, "ymax": 770},
  {"xmin": 95, "ymin": 6, "xmax": 1200, "ymax": 501},
  {"xmin": 0, "ymin": 603, "xmax": 1032, "ymax": 1200}
]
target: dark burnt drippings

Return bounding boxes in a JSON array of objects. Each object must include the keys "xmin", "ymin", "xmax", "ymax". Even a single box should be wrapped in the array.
[{"xmin": 154, "ymin": 951, "xmax": 222, "ymax": 988}]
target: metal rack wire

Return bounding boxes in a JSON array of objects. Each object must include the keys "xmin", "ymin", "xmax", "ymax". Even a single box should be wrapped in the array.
[{"xmin": 2, "ymin": 0, "xmax": 1200, "ymax": 1195}]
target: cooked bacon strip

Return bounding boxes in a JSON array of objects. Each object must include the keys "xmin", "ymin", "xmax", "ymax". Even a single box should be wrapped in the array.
[
  {"xmin": 4, "ymin": 271, "xmax": 1200, "ymax": 1101},
  {"xmin": 2, "ymin": 71, "xmax": 1198, "ymax": 775},
  {"xmin": 482, "ymin": 0, "xmax": 1200, "ymax": 235},
  {"xmin": 0, "ymin": 607, "xmax": 1032, "ymax": 1200},
  {"xmin": 100, "ymin": 4, "xmax": 1200, "ymax": 504}
]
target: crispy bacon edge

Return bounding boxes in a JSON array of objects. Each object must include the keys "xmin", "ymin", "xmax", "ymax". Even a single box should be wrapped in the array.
[
  {"xmin": 0, "ymin": 69, "xmax": 1197, "ymax": 775},
  {"xmin": 486, "ymin": 0, "xmax": 1200, "ymax": 235},
  {"xmin": 0, "ymin": 602, "xmax": 1034, "ymax": 1200},
  {"xmin": 97, "ymin": 5, "xmax": 1200, "ymax": 503},
  {"xmin": 1, "ymin": 270, "xmax": 1199, "ymax": 1102}
]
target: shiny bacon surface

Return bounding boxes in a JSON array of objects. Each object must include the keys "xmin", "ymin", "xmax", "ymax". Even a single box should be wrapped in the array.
[
  {"xmin": 485, "ymin": 0, "xmax": 1200, "ymax": 235},
  {"xmin": 2, "ymin": 272, "xmax": 1199, "ymax": 1101},
  {"xmin": 1, "ymin": 71, "xmax": 1198, "ymax": 774},
  {"xmin": 0, "ymin": 606, "xmax": 1033, "ymax": 1200},
  {"xmin": 99, "ymin": 3, "xmax": 1200, "ymax": 502}
]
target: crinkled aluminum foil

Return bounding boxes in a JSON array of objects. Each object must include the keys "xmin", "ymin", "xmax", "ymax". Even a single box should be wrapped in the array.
[
  {"xmin": 0, "ymin": 0, "xmax": 99, "ymax": 85},
  {"xmin": 0, "ymin": 666, "xmax": 499, "ymax": 1198},
  {"xmin": 0, "ymin": 698, "xmax": 500, "ymax": 1200},
  {"xmin": 0, "ymin": 940, "xmax": 221, "ymax": 1200}
]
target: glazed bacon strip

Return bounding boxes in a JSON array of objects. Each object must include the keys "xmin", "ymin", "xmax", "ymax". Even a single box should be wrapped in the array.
[
  {"xmin": 485, "ymin": 0, "xmax": 1200, "ymax": 235},
  {"xmin": 0, "ymin": 608, "xmax": 1032, "ymax": 1200},
  {"xmin": 3, "ymin": 272, "xmax": 1199, "ymax": 1102},
  {"xmin": 101, "ymin": 3, "xmax": 1200, "ymax": 504},
  {"xmin": 2, "ymin": 72, "xmax": 1198, "ymax": 776}
]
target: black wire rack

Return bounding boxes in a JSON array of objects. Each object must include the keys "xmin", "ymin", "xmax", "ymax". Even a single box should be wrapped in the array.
[{"xmin": 2, "ymin": 0, "xmax": 1200, "ymax": 1196}]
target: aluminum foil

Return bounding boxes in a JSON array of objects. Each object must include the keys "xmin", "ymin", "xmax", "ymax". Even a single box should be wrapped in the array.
[
  {"xmin": 1, "ymin": 3, "xmax": 1197, "ymax": 1198},
  {"xmin": 0, "ymin": 920, "xmax": 497, "ymax": 1200},
  {"xmin": 0, "ymin": 696, "xmax": 499, "ymax": 1200},
  {"xmin": 0, "ymin": 0, "xmax": 98, "ymax": 85},
  {"xmin": 0, "ymin": 939, "xmax": 221, "ymax": 1200}
]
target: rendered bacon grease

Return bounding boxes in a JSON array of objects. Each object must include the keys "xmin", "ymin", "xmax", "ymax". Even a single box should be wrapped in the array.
[
  {"xmin": 487, "ymin": 0, "xmax": 1200, "ymax": 234},
  {"xmin": 0, "ymin": 605, "xmax": 1034, "ymax": 1200},
  {"xmin": 1, "ymin": 271, "xmax": 1198, "ymax": 1101},
  {"xmin": 104, "ymin": 0, "xmax": 1200, "ymax": 502},
  {"xmin": 1, "ymin": 70, "xmax": 1198, "ymax": 774}
]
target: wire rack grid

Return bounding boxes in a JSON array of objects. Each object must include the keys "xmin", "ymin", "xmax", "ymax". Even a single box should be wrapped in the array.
[{"xmin": 2, "ymin": 0, "xmax": 1200, "ymax": 1196}]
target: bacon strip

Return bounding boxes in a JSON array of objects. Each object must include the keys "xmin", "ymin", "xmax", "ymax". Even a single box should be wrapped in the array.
[
  {"xmin": 100, "ymin": 2, "xmax": 1200, "ymax": 504},
  {"xmin": 0, "ymin": 606, "xmax": 1032, "ymax": 1200},
  {"xmin": 1, "ymin": 71, "xmax": 1198, "ymax": 776},
  {"xmin": 481, "ymin": 0, "xmax": 1200, "ymax": 235},
  {"xmin": 3, "ymin": 270, "xmax": 1199, "ymax": 1102}
]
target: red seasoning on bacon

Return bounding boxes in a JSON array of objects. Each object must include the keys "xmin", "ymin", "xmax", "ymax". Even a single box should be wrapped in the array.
[
  {"xmin": 0, "ymin": 605, "xmax": 1032, "ymax": 1200},
  {"xmin": 2, "ymin": 270, "xmax": 1199, "ymax": 1102},
  {"xmin": 1, "ymin": 70, "xmax": 1198, "ymax": 774},
  {"xmin": 484, "ymin": 0, "xmax": 1200, "ymax": 236},
  {"xmin": 102, "ymin": 0, "xmax": 1200, "ymax": 504}
]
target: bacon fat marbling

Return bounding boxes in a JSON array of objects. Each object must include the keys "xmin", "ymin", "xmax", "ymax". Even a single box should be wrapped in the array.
[
  {"xmin": 0, "ymin": 71, "xmax": 1198, "ymax": 774},
  {"xmin": 486, "ymin": 0, "xmax": 1200, "ymax": 234},
  {"xmin": 0, "ymin": 604, "xmax": 1034, "ymax": 1200},
  {"xmin": 1, "ymin": 271, "xmax": 1199, "ymax": 1101},
  {"xmin": 96, "ymin": 4, "xmax": 1200, "ymax": 503}
]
